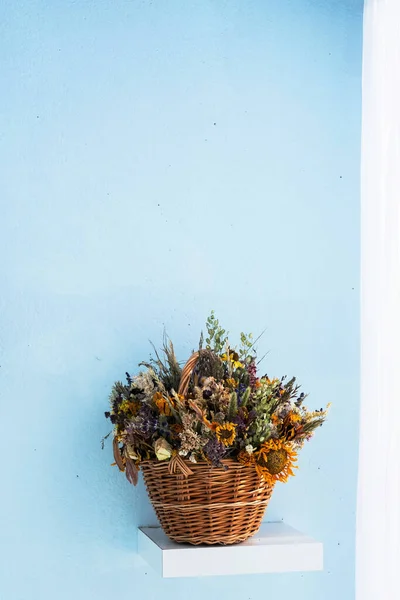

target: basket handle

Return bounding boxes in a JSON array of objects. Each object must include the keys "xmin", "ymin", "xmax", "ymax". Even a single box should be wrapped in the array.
[{"xmin": 178, "ymin": 351, "xmax": 200, "ymax": 397}]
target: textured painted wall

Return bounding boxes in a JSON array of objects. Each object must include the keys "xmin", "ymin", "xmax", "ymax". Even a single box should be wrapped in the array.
[{"xmin": 0, "ymin": 1, "xmax": 362, "ymax": 599}]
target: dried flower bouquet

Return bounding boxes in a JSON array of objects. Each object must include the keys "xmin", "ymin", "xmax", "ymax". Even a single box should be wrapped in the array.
[{"xmin": 104, "ymin": 313, "xmax": 328, "ymax": 488}]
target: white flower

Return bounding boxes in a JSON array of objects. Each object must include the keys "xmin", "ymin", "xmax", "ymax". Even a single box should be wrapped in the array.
[
  {"xmin": 188, "ymin": 454, "xmax": 197, "ymax": 463},
  {"xmin": 179, "ymin": 449, "xmax": 188, "ymax": 457},
  {"xmin": 270, "ymin": 425, "xmax": 279, "ymax": 438},
  {"xmin": 132, "ymin": 370, "xmax": 156, "ymax": 397},
  {"xmin": 245, "ymin": 444, "xmax": 255, "ymax": 455},
  {"xmin": 154, "ymin": 438, "xmax": 172, "ymax": 461}
]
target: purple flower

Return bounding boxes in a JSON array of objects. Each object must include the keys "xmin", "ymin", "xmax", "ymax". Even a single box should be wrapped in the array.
[
  {"xmin": 233, "ymin": 407, "xmax": 248, "ymax": 432},
  {"xmin": 237, "ymin": 384, "xmax": 247, "ymax": 405},
  {"xmin": 204, "ymin": 437, "xmax": 226, "ymax": 467},
  {"xmin": 247, "ymin": 359, "xmax": 257, "ymax": 388},
  {"xmin": 248, "ymin": 409, "xmax": 256, "ymax": 423},
  {"xmin": 126, "ymin": 404, "xmax": 157, "ymax": 440}
]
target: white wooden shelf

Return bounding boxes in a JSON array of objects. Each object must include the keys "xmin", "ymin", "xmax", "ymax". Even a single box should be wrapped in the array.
[{"xmin": 138, "ymin": 522, "xmax": 323, "ymax": 578}]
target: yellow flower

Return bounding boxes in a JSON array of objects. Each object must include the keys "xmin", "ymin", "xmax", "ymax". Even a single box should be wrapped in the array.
[
  {"xmin": 255, "ymin": 439, "xmax": 297, "ymax": 485},
  {"xmin": 154, "ymin": 438, "xmax": 172, "ymax": 461},
  {"xmin": 119, "ymin": 399, "xmax": 140, "ymax": 415},
  {"xmin": 221, "ymin": 351, "xmax": 243, "ymax": 370},
  {"xmin": 215, "ymin": 422, "xmax": 237, "ymax": 446},
  {"xmin": 226, "ymin": 378, "xmax": 237, "ymax": 388},
  {"xmin": 288, "ymin": 411, "xmax": 302, "ymax": 424}
]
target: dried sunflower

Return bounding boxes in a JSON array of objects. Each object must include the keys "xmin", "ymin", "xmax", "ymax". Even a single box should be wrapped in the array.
[
  {"xmin": 255, "ymin": 439, "xmax": 297, "ymax": 484},
  {"xmin": 215, "ymin": 422, "xmax": 237, "ymax": 447}
]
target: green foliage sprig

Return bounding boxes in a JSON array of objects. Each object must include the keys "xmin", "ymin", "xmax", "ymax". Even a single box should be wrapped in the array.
[{"xmin": 205, "ymin": 311, "xmax": 228, "ymax": 354}]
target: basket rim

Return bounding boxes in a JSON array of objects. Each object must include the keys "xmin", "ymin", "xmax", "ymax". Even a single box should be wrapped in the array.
[{"xmin": 141, "ymin": 457, "xmax": 250, "ymax": 468}]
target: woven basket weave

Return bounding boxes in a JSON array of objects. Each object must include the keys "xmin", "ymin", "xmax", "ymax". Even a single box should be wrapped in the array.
[
  {"xmin": 141, "ymin": 459, "xmax": 274, "ymax": 545},
  {"xmin": 141, "ymin": 352, "xmax": 274, "ymax": 545}
]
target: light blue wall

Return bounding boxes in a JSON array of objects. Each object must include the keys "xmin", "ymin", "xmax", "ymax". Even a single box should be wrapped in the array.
[{"xmin": 0, "ymin": 1, "xmax": 362, "ymax": 599}]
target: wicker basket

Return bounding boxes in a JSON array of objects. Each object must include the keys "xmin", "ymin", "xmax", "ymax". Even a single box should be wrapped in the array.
[
  {"xmin": 141, "ymin": 459, "xmax": 274, "ymax": 545},
  {"xmin": 141, "ymin": 352, "xmax": 274, "ymax": 545}
]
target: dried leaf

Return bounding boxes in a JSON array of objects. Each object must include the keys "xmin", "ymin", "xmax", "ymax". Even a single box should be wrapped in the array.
[
  {"xmin": 125, "ymin": 458, "xmax": 139, "ymax": 486},
  {"xmin": 113, "ymin": 437, "xmax": 125, "ymax": 471},
  {"xmin": 101, "ymin": 431, "xmax": 111, "ymax": 450},
  {"xmin": 188, "ymin": 400, "xmax": 215, "ymax": 430}
]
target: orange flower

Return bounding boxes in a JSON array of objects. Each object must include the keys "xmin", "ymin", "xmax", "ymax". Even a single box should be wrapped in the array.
[
  {"xmin": 271, "ymin": 413, "xmax": 280, "ymax": 425},
  {"xmin": 153, "ymin": 392, "xmax": 175, "ymax": 416}
]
